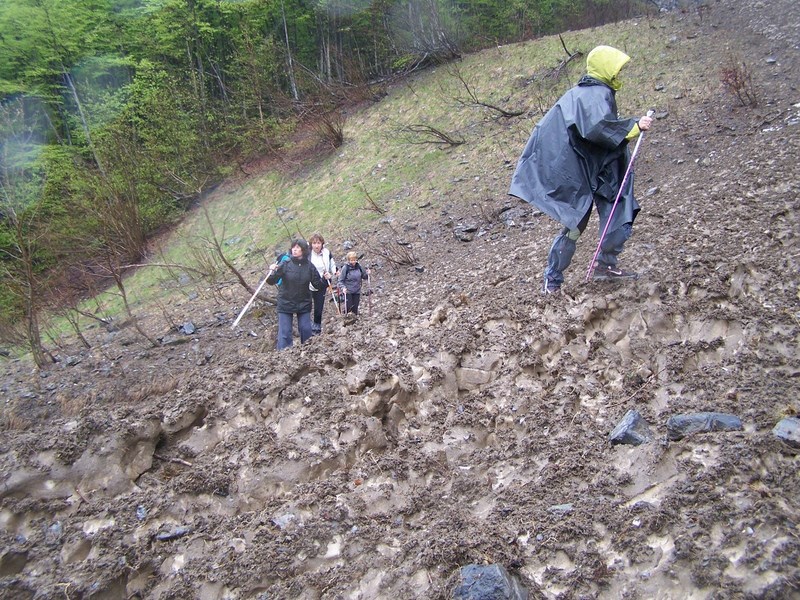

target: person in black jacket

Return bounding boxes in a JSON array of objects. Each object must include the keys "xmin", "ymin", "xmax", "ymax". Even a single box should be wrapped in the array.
[
  {"xmin": 509, "ymin": 45, "xmax": 653, "ymax": 294},
  {"xmin": 266, "ymin": 239, "xmax": 323, "ymax": 350}
]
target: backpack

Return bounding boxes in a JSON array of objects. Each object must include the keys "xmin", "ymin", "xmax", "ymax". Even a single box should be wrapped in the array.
[{"xmin": 274, "ymin": 253, "xmax": 291, "ymax": 286}]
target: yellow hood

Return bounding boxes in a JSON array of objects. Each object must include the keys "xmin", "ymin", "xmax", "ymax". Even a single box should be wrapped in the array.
[{"xmin": 586, "ymin": 46, "xmax": 630, "ymax": 90}]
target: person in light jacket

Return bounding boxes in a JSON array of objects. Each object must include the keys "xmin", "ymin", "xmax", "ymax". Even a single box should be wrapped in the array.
[
  {"xmin": 266, "ymin": 239, "xmax": 323, "ymax": 349},
  {"xmin": 309, "ymin": 233, "xmax": 336, "ymax": 334},
  {"xmin": 337, "ymin": 252, "xmax": 369, "ymax": 315},
  {"xmin": 509, "ymin": 45, "xmax": 654, "ymax": 294}
]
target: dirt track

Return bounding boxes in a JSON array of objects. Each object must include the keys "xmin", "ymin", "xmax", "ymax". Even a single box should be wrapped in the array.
[{"xmin": 1, "ymin": 1, "xmax": 799, "ymax": 598}]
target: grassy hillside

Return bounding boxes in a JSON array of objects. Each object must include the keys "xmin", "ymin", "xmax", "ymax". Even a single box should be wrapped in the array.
[{"xmin": 81, "ymin": 13, "xmax": 690, "ymax": 318}]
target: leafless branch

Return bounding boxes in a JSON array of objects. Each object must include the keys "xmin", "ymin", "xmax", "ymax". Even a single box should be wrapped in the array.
[
  {"xmin": 360, "ymin": 184, "xmax": 386, "ymax": 215},
  {"xmin": 354, "ymin": 187, "xmax": 416, "ymax": 267},
  {"xmin": 448, "ymin": 65, "xmax": 524, "ymax": 118},
  {"xmin": 393, "ymin": 122, "xmax": 465, "ymax": 147},
  {"xmin": 547, "ymin": 35, "xmax": 582, "ymax": 79}
]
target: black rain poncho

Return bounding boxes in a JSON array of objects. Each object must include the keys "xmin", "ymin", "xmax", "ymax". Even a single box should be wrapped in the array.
[{"xmin": 509, "ymin": 48, "xmax": 641, "ymax": 232}]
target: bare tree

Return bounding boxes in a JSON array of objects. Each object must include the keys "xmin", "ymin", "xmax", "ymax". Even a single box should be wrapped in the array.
[{"xmin": 0, "ymin": 99, "xmax": 51, "ymax": 367}]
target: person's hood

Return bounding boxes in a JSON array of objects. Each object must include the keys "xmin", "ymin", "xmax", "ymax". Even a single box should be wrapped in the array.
[{"xmin": 586, "ymin": 46, "xmax": 630, "ymax": 91}]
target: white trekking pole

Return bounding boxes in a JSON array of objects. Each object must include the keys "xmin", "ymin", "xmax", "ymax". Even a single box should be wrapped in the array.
[{"xmin": 231, "ymin": 272, "xmax": 270, "ymax": 329}]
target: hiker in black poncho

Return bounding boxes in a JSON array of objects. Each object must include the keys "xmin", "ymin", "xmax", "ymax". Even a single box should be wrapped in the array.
[
  {"xmin": 509, "ymin": 45, "xmax": 653, "ymax": 294},
  {"xmin": 266, "ymin": 239, "xmax": 323, "ymax": 350},
  {"xmin": 337, "ymin": 251, "xmax": 370, "ymax": 315}
]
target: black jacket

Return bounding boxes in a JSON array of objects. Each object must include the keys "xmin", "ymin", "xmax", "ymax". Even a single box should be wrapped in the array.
[{"xmin": 266, "ymin": 256, "xmax": 322, "ymax": 314}]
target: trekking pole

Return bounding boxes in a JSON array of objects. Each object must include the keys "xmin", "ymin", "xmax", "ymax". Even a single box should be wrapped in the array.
[
  {"xmin": 367, "ymin": 269, "xmax": 372, "ymax": 317},
  {"xmin": 586, "ymin": 110, "xmax": 654, "ymax": 282},
  {"xmin": 231, "ymin": 271, "xmax": 271, "ymax": 329},
  {"xmin": 327, "ymin": 280, "xmax": 340, "ymax": 315}
]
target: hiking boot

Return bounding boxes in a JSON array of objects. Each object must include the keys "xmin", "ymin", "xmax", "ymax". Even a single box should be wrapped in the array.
[
  {"xmin": 542, "ymin": 282, "xmax": 561, "ymax": 295},
  {"xmin": 592, "ymin": 265, "xmax": 639, "ymax": 281}
]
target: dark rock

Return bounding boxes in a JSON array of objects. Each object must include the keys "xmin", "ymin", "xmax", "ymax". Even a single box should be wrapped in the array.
[
  {"xmin": 454, "ymin": 224, "xmax": 478, "ymax": 242},
  {"xmin": 155, "ymin": 526, "xmax": 191, "ymax": 541},
  {"xmin": 666, "ymin": 412, "xmax": 743, "ymax": 441},
  {"xmin": 610, "ymin": 409, "xmax": 653, "ymax": 446},
  {"xmin": 179, "ymin": 322, "xmax": 196, "ymax": 335},
  {"xmin": 452, "ymin": 564, "xmax": 528, "ymax": 600},
  {"xmin": 498, "ymin": 206, "xmax": 529, "ymax": 227},
  {"xmin": 772, "ymin": 417, "xmax": 800, "ymax": 448}
]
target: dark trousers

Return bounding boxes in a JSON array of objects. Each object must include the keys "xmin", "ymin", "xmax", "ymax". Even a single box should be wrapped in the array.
[
  {"xmin": 311, "ymin": 287, "xmax": 327, "ymax": 327},
  {"xmin": 343, "ymin": 292, "xmax": 361, "ymax": 315},
  {"xmin": 544, "ymin": 199, "xmax": 633, "ymax": 288}
]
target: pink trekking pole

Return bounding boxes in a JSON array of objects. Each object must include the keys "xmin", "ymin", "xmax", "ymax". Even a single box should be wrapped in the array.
[{"xmin": 586, "ymin": 110, "xmax": 654, "ymax": 282}]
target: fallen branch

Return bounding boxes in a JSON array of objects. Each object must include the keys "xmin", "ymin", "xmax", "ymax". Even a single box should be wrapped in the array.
[
  {"xmin": 153, "ymin": 454, "xmax": 193, "ymax": 467},
  {"xmin": 396, "ymin": 123, "xmax": 465, "ymax": 146},
  {"xmin": 448, "ymin": 65, "xmax": 524, "ymax": 118}
]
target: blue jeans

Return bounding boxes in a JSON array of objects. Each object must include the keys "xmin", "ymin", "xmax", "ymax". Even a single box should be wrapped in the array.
[
  {"xmin": 276, "ymin": 311, "xmax": 312, "ymax": 350},
  {"xmin": 544, "ymin": 200, "xmax": 633, "ymax": 289}
]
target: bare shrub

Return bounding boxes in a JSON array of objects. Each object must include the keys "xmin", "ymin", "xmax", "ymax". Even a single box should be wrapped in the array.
[
  {"xmin": 314, "ymin": 110, "xmax": 346, "ymax": 148},
  {"xmin": 357, "ymin": 185, "xmax": 416, "ymax": 267},
  {"xmin": 720, "ymin": 58, "xmax": 758, "ymax": 107}
]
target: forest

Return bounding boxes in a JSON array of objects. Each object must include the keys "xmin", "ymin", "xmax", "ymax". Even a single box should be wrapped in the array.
[{"xmin": 0, "ymin": 0, "xmax": 652, "ymax": 365}]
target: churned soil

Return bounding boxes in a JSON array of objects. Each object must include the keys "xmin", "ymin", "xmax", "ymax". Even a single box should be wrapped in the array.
[{"xmin": 1, "ymin": 1, "xmax": 799, "ymax": 598}]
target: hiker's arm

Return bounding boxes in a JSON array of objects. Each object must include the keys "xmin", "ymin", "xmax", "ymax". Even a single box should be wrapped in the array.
[
  {"xmin": 625, "ymin": 114, "xmax": 653, "ymax": 141},
  {"xmin": 265, "ymin": 264, "xmax": 281, "ymax": 284}
]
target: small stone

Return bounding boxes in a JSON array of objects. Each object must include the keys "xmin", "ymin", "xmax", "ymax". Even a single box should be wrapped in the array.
[
  {"xmin": 610, "ymin": 409, "xmax": 653, "ymax": 446},
  {"xmin": 772, "ymin": 417, "xmax": 800, "ymax": 448},
  {"xmin": 155, "ymin": 526, "xmax": 191, "ymax": 541},
  {"xmin": 452, "ymin": 564, "xmax": 528, "ymax": 600},
  {"xmin": 666, "ymin": 412, "xmax": 743, "ymax": 441},
  {"xmin": 548, "ymin": 503, "xmax": 573, "ymax": 515}
]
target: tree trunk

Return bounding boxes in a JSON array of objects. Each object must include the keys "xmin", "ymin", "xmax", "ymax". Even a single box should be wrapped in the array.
[{"xmin": 281, "ymin": 0, "xmax": 299, "ymax": 101}]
